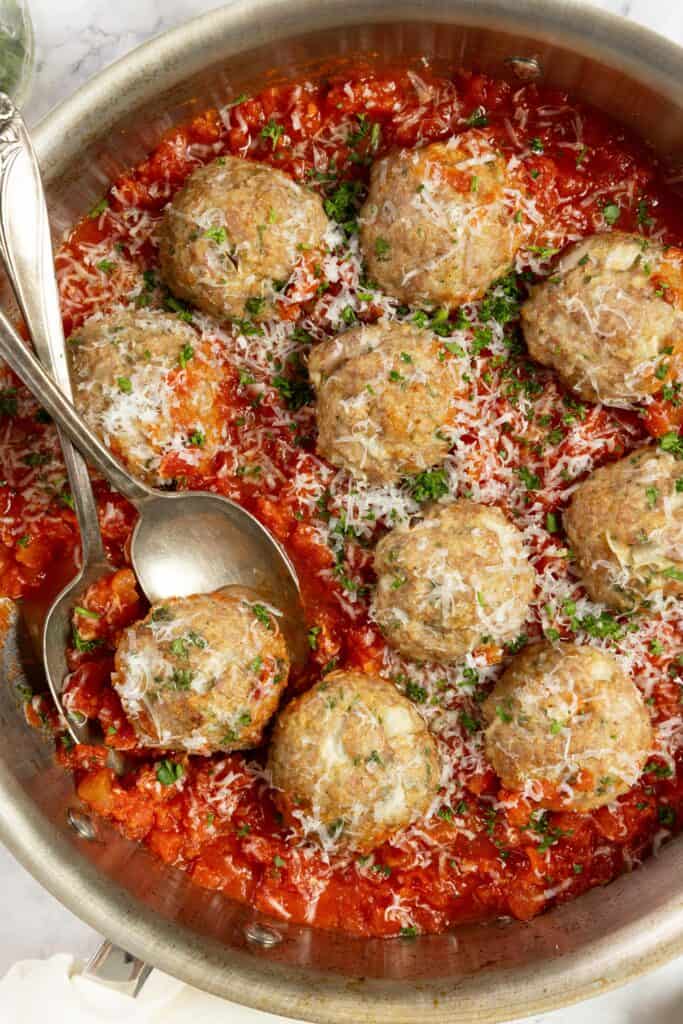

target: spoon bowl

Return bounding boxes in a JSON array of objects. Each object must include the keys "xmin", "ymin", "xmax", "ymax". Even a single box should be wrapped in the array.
[
  {"xmin": 42, "ymin": 555, "xmax": 114, "ymax": 747},
  {"xmin": 131, "ymin": 490, "xmax": 307, "ymax": 664},
  {"xmin": 131, "ymin": 490, "xmax": 298, "ymax": 603}
]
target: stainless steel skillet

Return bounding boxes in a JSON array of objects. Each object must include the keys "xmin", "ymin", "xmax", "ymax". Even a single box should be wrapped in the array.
[{"xmin": 1, "ymin": 2, "xmax": 683, "ymax": 1021}]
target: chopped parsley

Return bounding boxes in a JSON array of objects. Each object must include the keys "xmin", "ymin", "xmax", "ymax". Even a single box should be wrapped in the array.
[
  {"xmin": 151, "ymin": 605, "xmax": 173, "ymax": 622},
  {"xmin": 374, "ymin": 237, "xmax": 391, "ymax": 261},
  {"xmin": 465, "ymin": 106, "xmax": 488, "ymax": 127},
  {"xmin": 518, "ymin": 465, "xmax": 541, "ymax": 490},
  {"xmin": 506, "ymin": 634, "xmax": 528, "ymax": 655},
  {"xmin": 459, "ymin": 711, "xmax": 479, "ymax": 734},
  {"xmin": 164, "ymin": 294, "xmax": 194, "ymax": 322},
  {"xmin": 602, "ymin": 203, "xmax": 621, "ymax": 226},
  {"xmin": 156, "ymin": 759, "xmax": 184, "ymax": 786},
  {"xmin": 371, "ymin": 863, "xmax": 392, "ymax": 877},
  {"xmin": 170, "ymin": 637, "xmax": 188, "ymax": 658},
  {"xmin": 323, "ymin": 180, "xmax": 365, "ymax": 235},
  {"xmin": 528, "ymin": 245, "xmax": 559, "ymax": 260},
  {"xmin": 261, "ymin": 119, "xmax": 284, "ymax": 150},
  {"xmin": 643, "ymin": 760, "xmax": 673, "ymax": 778},
  {"xmin": 178, "ymin": 343, "xmax": 194, "ymax": 368},
  {"xmin": 74, "ymin": 606, "xmax": 101, "ymax": 620},
  {"xmin": 637, "ymin": 198, "xmax": 654, "ymax": 226},
  {"xmin": 405, "ymin": 680, "xmax": 428, "ymax": 704},
  {"xmin": 660, "ymin": 432, "xmax": 683, "ymax": 458},
  {"xmin": 496, "ymin": 702, "xmax": 513, "ymax": 724},
  {"xmin": 479, "ymin": 273, "xmax": 522, "ymax": 326},
  {"xmin": 272, "ymin": 360, "xmax": 314, "ymax": 410},
  {"xmin": 527, "ymin": 809, "xmax": 573, "ymax": 853},
  {"xmin": 645, "ymin": 485, "xmax": 659, "ymax": 509},
  {"xmin": 88, "ymin": 198, "xmax": 109, "ymax": 219},
  {"xmin": 658, "ymin": 805, "xmax": 676, "ymax": 827},
  {"xmin": 22, "ymin": 452, "xmax": 51, "ymax": 468},
  {"xmin": 251, "ymin": 603, "xmax": 273, "ymax": 629},
  {"xmin": 205, "ymin": 225, "xmax": 227, "ymax": 244},
  {"xmin": 408, "ymin": 467, "xmax": 449, "ymax": 503},
  {"xmin": 245, "ymin": 296, "xmax": 265, "ymax": 316},
  {"xmin": 572, "ymin": 611, "xmax": 622, "ymax": 640},
  {"xmin": 72, "ymin": 628, "xmax": 103, "ymax": 653},
  {"xmin": 171, "ymin": 668, "xmax": 193, "ymax": 689}
]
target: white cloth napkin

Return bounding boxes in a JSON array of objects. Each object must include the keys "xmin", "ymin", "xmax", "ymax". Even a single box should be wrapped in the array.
[{"xmin": 0, "ymin": 954, "xmax": 288, "ymax": 1023}]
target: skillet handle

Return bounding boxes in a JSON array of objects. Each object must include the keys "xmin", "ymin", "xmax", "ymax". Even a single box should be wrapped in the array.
[{"xmin": 82, "ymin": 940, "xmax": 152, "ymax": 998}]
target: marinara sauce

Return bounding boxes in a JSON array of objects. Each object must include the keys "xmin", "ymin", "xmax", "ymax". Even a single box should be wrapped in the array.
[{"xmin": 3, "ymin": 64, "xmax": 683, "ymax": 937}]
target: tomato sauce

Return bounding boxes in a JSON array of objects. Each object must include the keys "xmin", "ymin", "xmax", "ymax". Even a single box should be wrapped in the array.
[{"xmin": 4, "ymin": 64, "xmax": 683, "ymax": 937}]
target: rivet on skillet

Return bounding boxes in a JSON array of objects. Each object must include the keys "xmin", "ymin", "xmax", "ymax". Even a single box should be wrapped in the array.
[
  {"xmin": 504, "ymin": 56, "xmax": 543, "ymax": 81},
  {"xmin": 67, "ymin": 808, "xmax": 97, "ymax": 840},
  {"xmin": 244, "ymin": 922, "xmax": 283, "ymax": 948}
]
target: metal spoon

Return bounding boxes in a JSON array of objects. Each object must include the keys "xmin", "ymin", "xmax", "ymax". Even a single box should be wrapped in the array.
[{"xmin": 0, "ymin": 95, "xmax": 304, "ymax": 745}]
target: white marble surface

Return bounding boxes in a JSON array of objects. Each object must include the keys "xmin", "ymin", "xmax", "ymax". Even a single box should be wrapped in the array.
[{"xmin": 2, "ymin": 0, "xmax": 683, "ymax": 1018}]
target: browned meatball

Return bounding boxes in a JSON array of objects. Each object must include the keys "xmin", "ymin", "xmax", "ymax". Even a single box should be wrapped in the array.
[
  {"xmin": 359, "ymin": 131, "xmax": 533, "ymax": 308},
  {"xmin": 521, "ymin": 233, "xmax": 683, "ymax": 406},
  {"xmin": 373, "ymin": 501, "xmax": 536, "ymax": 662},
  {"xmin": 67, "ymin": 309, "xmax": 226, "ymax": 485},
  {"xmin": 268, "ymin": 670, "xmax": 441, "ymax": 851},
  {"xmin": 308, "ymin": 320, "xmax": 462, "ymax": 484},
  {"xmin": 113, "ymin": 588, "xmax": 289, "ymax": 754},
  {"xmin": 158, "ymin": 155, "xmax": 328, "ymax": 321},
  {"xmin": 483, "ymin": 642, "xmax": 653, "ymax": 811},
  {"xmin": 564, "ymin": 445, "xmax": 683, "ymax": 610}
]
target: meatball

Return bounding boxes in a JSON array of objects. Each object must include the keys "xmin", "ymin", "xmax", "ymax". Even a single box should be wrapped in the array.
[
  {"xmin": 564, "ymin": 445, "xmax": 683, "ymax": 610},
  {"xmin": 268, "ymin": 670, "xmax": 440, "ymax": 851},
  {"xmin": 521, "ymin": 232, "xmax": 683, "ymax": 406},
  {"xmin": 483, "ymin": 642, "xmax": 653, "ymax": 811},
  {"xmin": 158, "ymin": 155, "xmax": 328, "ymax": 321},
  {"xmin": 68, "ymin": 309, "xmax": 226, "ymax": 485},
  {"xmin": 359, "ymin": 131, "xmax": 532, "ymax": 308},
  {"xmin": 308, "ymin": 321, "xmax": 462, "ymax": 484},
  {"xmin": 373, "ymin": 501, "xmax": 535, "ymax": 662},
  {"xmin": 113, "ymin": 588, "xmax": 290, "ymax": 754}
]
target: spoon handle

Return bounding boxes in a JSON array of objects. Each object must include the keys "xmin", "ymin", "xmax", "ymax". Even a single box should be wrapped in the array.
[
  {"xmin": 0, "ymin": 94, "xmax": 111, "ymax": 560},
  {"xmin": 0, "ymin": 94, "xmax": 115, "ymax": 555},
  {"xmin": 0, "ymin": 306, "xmax": 152, "ymax": 504},
  {"xmin": 0, "ymin": 95, "xmax": 151, "ymax": 506}
]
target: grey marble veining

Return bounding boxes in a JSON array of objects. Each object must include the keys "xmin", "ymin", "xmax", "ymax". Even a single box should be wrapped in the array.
[
  {"xmin": 25, "ymin": 0, "xmax": 228, "ymax": 125},
  {"xmin": 2, "ymin": 0, "xmax": 683, "ymax": 1011}
]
